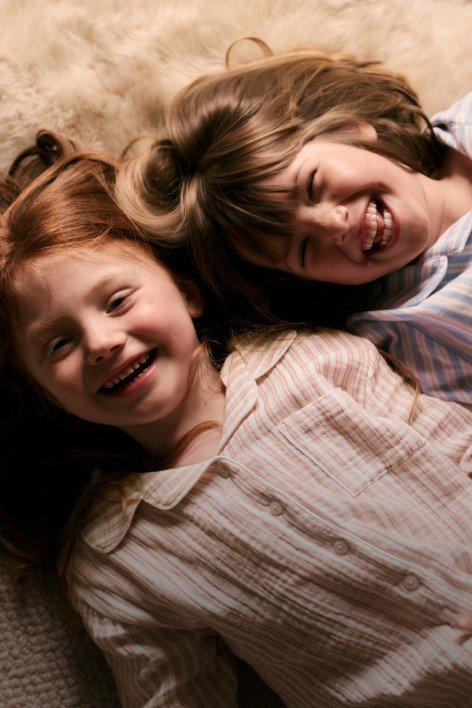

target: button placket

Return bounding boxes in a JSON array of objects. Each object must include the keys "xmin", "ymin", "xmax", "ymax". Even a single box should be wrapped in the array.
[
  {"xmin": 332, "ymin": 539, "xmax": 350, "ymax": 556},
  {"xmin": 269, "ymin": 500, "xmax": 285, "ymax": 516},
  {"xmin": 402, "ymin": 574, "xmax": 421, "ymax": 592},
  {"xmin": 214, "ymin": 462, "xmax": 232, "ymax": 479}
]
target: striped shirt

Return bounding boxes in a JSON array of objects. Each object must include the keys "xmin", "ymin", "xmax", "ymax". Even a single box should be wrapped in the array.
[
  {"xmin": 351, "ymin": 93, "xmax": 472, "ymax": 408},
  {"xmin": 71, "ymin": 331, "xmax": 472, "ymax": 707}
]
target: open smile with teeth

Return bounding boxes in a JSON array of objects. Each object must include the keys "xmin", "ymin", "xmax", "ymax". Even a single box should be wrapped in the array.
[
  {"xmin": 362, "ymin": 199, "xmax": 394, "ymax": 253},
  {"xmin": 100, "ymin": 349, "xmax": 157, "ymax": 394}
]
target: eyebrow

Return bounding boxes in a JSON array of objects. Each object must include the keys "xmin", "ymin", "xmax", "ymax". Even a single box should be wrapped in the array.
[
  {"xmin": 292, "ymin": 158, "xmax": 317, "ymax": 203},
  {"xmin": 292, "ymin": 163, "xmax": 303, "ymax": 193},
  {"xmin": 291, "ymin": 159, "xmax": 307, "ymax": 196},
  {"xmin": 27, "ymin": 273, "xmax": 124, "ymax": 345}
]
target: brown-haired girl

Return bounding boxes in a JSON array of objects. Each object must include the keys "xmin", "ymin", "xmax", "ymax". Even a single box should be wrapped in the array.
[
  {"xmin": 1, "ymin": 133, "xmax": 471, "ymax": 707},
  {"xmin": 117, "ymin": 46, "xmax": 472, "ymax": 408}
]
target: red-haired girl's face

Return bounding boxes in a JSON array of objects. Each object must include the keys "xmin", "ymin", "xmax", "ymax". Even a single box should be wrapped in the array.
[
  {"xmin": 250, "ymin": 138, "xmax": 448, "ymax": 285},
  {"xmin": 14, "ymin": 241, "xmax": 203, "ymax": 437}
]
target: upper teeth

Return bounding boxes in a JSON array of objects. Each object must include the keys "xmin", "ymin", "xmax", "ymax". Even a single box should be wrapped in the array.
[
  {"xmin": 362, "ymin": 200, "xmax": 393, "ymax": 251},
  {"xmin": 103, "ymin": 354, "xmax": 149, "ymax": 389}
]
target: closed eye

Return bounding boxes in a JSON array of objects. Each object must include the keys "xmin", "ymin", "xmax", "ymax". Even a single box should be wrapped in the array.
[
  {"xmin": 298, "ymin": 237, "xmax": 309, "ymax": 268},
  {"xmin": 306, "ymin": 170, "xmax": 318, "ymax": 203}
]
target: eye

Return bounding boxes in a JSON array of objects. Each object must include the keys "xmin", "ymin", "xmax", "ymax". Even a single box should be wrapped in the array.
[
  {"xmin": 298, "ymin": 237, "xmax": 309, "ymax": 268},
  {"xmin": 306, "ymin": 170, "xmax": 318, "ymax": 203},
  {"xmin": 107, "ymin": 292, "xmax": 130, "ymax": 312},
  {"xmin": 47, "ymin": 336, "xmax": 73, "ymax": 358}
]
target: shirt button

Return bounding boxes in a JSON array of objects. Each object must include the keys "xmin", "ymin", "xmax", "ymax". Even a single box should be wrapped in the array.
[
  {"xmin": 333, "ymin": 539, "xmax": 350, "ymax": 556},
  {"xmin": 269, "ymin": 501, "xmax": 285, "ymax": 516},
  {"xmin": 403, "ymin": 574, "xmax": 421, "ymax": 592}
]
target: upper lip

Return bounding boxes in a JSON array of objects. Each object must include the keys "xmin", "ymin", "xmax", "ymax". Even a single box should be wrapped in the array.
[{"xmin": 100, "ymin": 351, "xmax": 150, "ymax": 389}]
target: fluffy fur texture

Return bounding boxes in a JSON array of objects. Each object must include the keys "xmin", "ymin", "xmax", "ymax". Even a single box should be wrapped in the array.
[
  {"xmin": 0, "ymin": 0, "xmax": 471, "ymax": 171},
  {"xmin": 0, "ymin": 0, "xmax": 471, "ymax": 705}
]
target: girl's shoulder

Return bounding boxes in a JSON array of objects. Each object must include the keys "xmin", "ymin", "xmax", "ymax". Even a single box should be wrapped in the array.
[
  {"xmin": 285, "ymin": 329, "xmax": 382, "ymax": 380},
  {"xmin": 288, "ymin": 328, "xmax": 378, "ymax": 359},
  {"xmin": 432, "ymin": 92, "xmax": 472, "ymax": 123},
  {"xmin": 225, "ymin": 328, "xmax": 381, "ymax": 384},
  {"xmin": 432, "ymin": 92, "xmax": 472, "ymax": 157}
]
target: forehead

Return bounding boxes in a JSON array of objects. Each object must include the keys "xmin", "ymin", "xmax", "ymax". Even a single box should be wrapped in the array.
[
  {"xmin": 17, "ymin": 241, "xmax": 162, "ymax": 286},
  {"xmin": 267, "ymin": 139, "xmax": 375, "ymax": 188},
  {"xmin": 14, "ymin": 241, "xmax": 166, "ymax": 316}
]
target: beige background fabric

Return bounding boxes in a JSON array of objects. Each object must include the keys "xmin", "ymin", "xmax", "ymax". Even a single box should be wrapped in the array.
[
  {"xmin": 0, "ymin": 0, "xmax": 471, "ymax": 170},
  {"xmin": 0, "ymin": 558, "xmax": 119, "ymax": 707},
  {"xmin": 1, "ymin": 0, "xmax": 471, "ymax": 705}
]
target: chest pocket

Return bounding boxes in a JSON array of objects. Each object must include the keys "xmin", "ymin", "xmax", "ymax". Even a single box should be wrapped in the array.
[{"xmin": 279, "ymin": 388, "xmax": 425, "ymax": 496}]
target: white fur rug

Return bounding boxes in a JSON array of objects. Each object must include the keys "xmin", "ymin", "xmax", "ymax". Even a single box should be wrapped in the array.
[
  {"xmin": 0, "ymin": 0, "xmax": 471, "ymax": 171},
  {"xmin": 0, "ymin": 0, "xmax": 471, "ymax": 705}
]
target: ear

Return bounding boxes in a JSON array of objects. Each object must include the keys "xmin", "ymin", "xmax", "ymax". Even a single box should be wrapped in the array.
[
  {"xmin": 355, "ymin": 122, "xmax": 377, "ymax": 141},
  {"xmin": 181, "ymin": 279, "xmax": 204, "ymax": 318}
]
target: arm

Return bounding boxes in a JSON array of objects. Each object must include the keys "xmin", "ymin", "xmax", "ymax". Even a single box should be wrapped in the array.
[{"xmin": 75, "ymin": 599, "xmax": 238, "ymax": 708}]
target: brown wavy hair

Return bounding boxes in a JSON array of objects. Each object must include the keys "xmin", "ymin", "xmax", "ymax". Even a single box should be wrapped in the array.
[{"xmin": 117, "ymin": 43, "xmax": 445, "ymax": 326}]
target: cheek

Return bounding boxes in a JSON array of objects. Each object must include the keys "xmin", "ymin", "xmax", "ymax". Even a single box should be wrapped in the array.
[
  {"xmin": 139, "ymin": 298, "xmax": 198, "ymax": 340},
  {"xmin": 38, "ymin": 357, "xmax": 83, "ymax": 398},
  {"xmin": 19, "ymin": 364, "xmax": 78, "ymax": 413}
]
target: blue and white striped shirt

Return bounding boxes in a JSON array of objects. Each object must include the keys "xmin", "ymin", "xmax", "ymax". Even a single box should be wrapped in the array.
[{"xmin": 351, "ymin": 93, "xmax": 472, "ymax": 407}]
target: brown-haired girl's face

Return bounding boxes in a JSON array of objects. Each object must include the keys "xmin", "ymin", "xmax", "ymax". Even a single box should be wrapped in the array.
[
  {"xmin": 13, "ymin": 241, "xmax": 203, "ymax": 432},
  {"xmin": 246, "ymin": 138, "xmax": 441, "ymax": 285}
]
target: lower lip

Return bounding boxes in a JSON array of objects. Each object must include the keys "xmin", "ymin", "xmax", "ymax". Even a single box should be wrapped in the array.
[{"xmin": 99, "ymin": 353, "xmax": 158, "ymax": 398}]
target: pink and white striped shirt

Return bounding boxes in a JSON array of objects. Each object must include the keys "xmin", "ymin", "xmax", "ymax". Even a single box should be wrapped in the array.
[{"xmin": 71, "ymin": 330, "xmax": 472, "ymax": 706}]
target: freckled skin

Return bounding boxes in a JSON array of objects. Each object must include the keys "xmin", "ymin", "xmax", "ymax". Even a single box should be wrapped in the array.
[{"xmin": 14, "ymin": 242, "xmax": 206, "ymax": 449}]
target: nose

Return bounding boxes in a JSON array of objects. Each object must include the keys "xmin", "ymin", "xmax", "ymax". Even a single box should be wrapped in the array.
[
  {"xmin": 84, "ymin": 325, "xmax": 126, "ymax": 365},
  {"xmin": 306, "ymin": 203, "xmax": 349, "ymax": 245}
]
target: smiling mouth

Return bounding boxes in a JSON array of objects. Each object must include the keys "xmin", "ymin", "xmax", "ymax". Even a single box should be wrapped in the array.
[
  {"xmin": 361, "ymin": 198, "xmax": 394, "ymax": 254},
  {"xmin": 99, "ymin": 349, "xmax": 158, "ymax": 395}
]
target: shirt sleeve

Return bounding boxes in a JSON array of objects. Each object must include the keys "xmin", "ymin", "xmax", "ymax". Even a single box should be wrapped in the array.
[
  {"xmin": 361, "ymin": 336, "xmax": 472, "ymax": 472},
  {"xmin": 352, "ymin": 306, "xmax": 472, "ymax": 408},
  {"xmin": 74, "ymin": 598, "xmax": 238, "ymax": 708}
]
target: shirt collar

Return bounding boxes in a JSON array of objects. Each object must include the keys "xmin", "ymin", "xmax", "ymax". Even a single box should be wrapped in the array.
[
  {"xmin": 218, "ymin": 331, "xmax": 296, "ymax": 449},
  {"xmin": 81, "ymin": 460, "xmax": 213, "ymax": 553},
  {"xmin": 377, "ymin": 210, "xmax": 472, "ymax": 309},
  {"xmin": 81, "ymin": 332, "xmax": 296, "ymax": 554}
]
